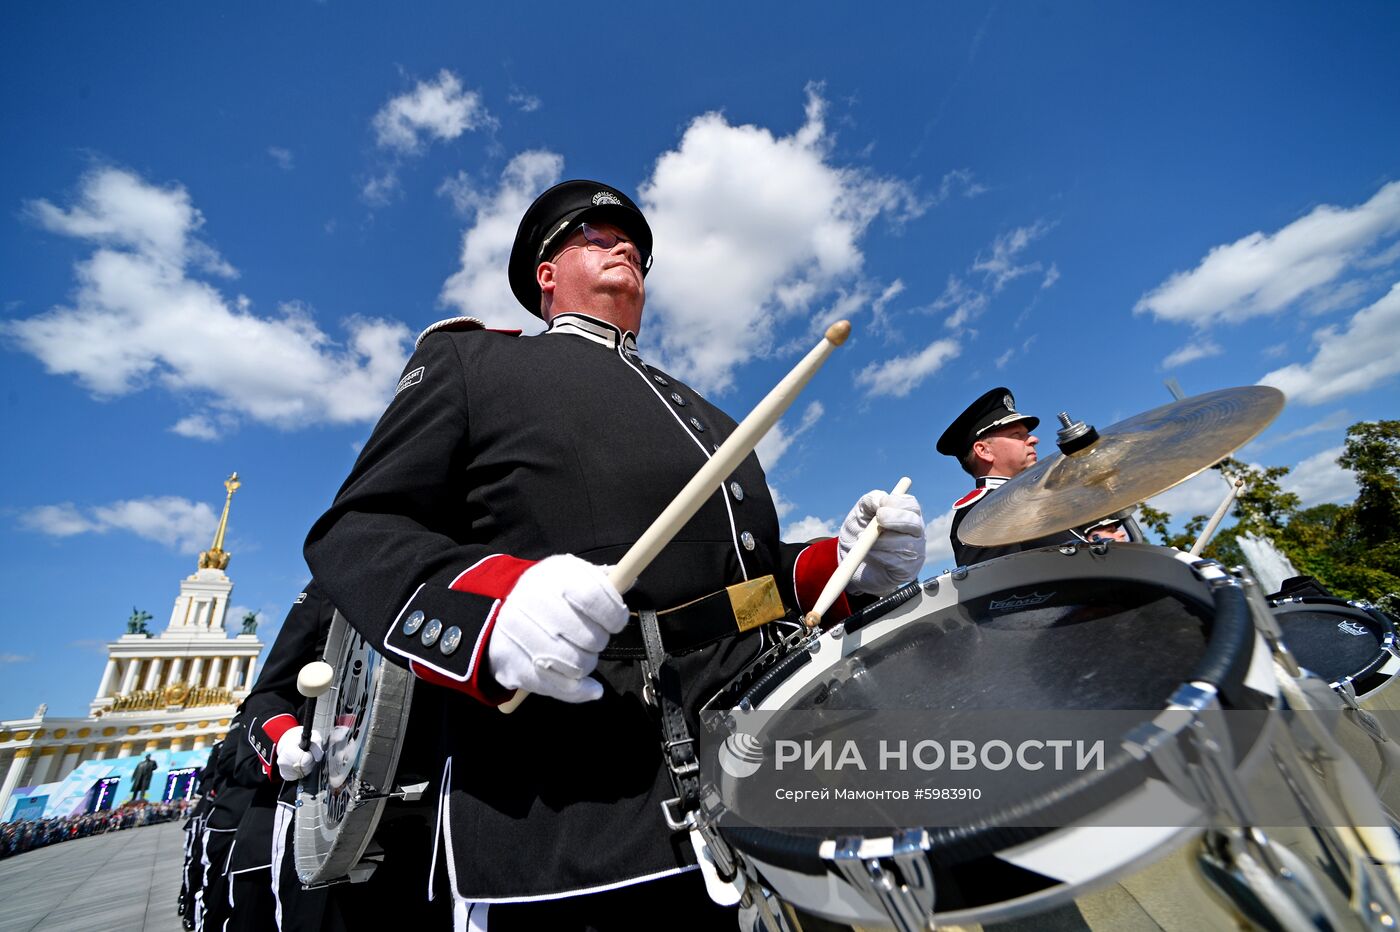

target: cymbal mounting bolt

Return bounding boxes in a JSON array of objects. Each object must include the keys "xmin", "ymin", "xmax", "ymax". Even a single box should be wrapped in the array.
[{"xmin": 1056, "ymin": 411, "xmax": 1099, "ymax": 455}]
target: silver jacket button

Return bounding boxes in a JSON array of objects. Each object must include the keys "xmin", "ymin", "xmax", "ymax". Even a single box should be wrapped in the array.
[
  {"xmin": 689, "ymin": 417, "xmax": 706, "ymax": 432},
  {"xmin": 439, "ymin": 626, "xmax": 463, "ymax": 656},
  {"xmin": 402, "ymin": 610, "xmax": 425, "ymax": 636},
  {"xmin": 729, "ymin": 481, "xmax": 744, "ymax": 501},
  {"xmin": 670, "ymin": 392, "xmax": 687, "ymax": 406},
  {"xmin": 740, "ymin": 531, "xmax": 756, "ymax": 551},
  {"xmin": 420, "ymin": 618, "xmax": 443, "ymax": 647}
]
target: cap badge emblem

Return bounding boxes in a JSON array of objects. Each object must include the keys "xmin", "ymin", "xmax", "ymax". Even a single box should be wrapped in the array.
[
  {"xmin": 1003, "ymin": 394, "xmax": 1015, "ymax": 411},
  {"xmin": 592, "ymin": 191, "xmax": 622, "ymax": 206}
]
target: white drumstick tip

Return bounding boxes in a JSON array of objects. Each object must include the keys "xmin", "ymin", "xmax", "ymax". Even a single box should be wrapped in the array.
[
  {"xmin": 297, "ymin": 661, "xmax": 335, "ymax": 699},
  {"xmin": 825, "ymin": 320, "xmax": 851, "ymax": 346}
]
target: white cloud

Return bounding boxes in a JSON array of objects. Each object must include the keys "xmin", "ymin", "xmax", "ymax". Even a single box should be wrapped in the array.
[
  {"xmin": 972, "ymin": 221, "xmax": 1053, "ymax": 292},
  {"xmin": 1135, "ymin": 180, "xmax": 1400, "ymax": 326},
  {"xmin": 1259, "ymin": 282, "xmax": 1400, "ymax": 405},
  {"xmin": 508, "ymin": 91, "xmax": 541, "ymax": 113},
  {"xmin": 637, "ymin": 84, "xmax": 921, "ymax": 394},
  {"xmin": 0, "ymin": 654, "xmax": 33, "ymax": 664},
  {"xmin": 784, "ymin": 515, "xmax": 837, "ymax": 541},
  {"xmin": 756, "ymin": 401, "xmax": 824, "ymax": 470},
  {"xmin": 1282, "ymin": 446, "xmax": 1357, "ymax": 507},
  {"xmin": 267, "ymin": 146, "xmax": 294, "ymax": 171},
  {"xmin": 437, "ymin": 171, "xmax": 480, "ymax": 216},
  {"xmin": 1144, "ymin": 469, "xmax": 1237, "ymax": 521},
  {"xmin": 440, "ymin": 151, "xmax": 565, "ymax": 331},
  {"xmin": 934, "ymin": 275, "xmax": 990, "ymax": 330},
  {"xmin": 1259, "ymin": 410, "xmax": 1352, "ymax": 448},
  {"xmin": 21, "ymin": 496, "xmax": 219, "ymax": 553},
  {"xmin": 372, "ymin": 70, "xmax": 492, "ymax": 154},
  {"xmin": 5, "ymin": 168, "xmax": 412, "ymax": 433},
  {"xmin": 1041, "ymin": 263, "xmax": 1060, "ymax": 289},
  {"xmin": 171, "ymin": 415, "xmax": 220, "ymax": 441},
  {"xmin": 854, "ymin": 338, "xmax": 961, "ymax": 398},
  {"xmin": 1161, "ymin": 338, "xmax": 1223, "ymax": 369},
  {"xmin": 933, "ymin": 169, "xmax": 987, "ymax": 203},
  {"xmin": 924, "ymin": 510, "xmax": 955, "ymax": 571},
  {"xmin": 362, "ymin": 171, "xmax": 401, "ymax": 207}
]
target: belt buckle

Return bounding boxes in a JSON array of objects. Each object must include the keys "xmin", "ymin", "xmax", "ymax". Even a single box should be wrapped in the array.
[{"xmin": 727, "ymin": 576, "xmax": 785, "ymax": 633}]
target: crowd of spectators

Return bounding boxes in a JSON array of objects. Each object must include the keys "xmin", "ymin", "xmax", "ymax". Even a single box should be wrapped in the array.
[{"xmin": 0, "ymin": 800, "xmax": 191, "ymax": 860}]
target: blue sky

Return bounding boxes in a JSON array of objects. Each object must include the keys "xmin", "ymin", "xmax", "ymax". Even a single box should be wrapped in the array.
[{"xmin": 3, "ymin": 3, "xmax": 1399, "ymax": 719}]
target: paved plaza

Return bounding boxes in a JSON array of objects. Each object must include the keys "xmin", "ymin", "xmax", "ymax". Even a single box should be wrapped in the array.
[{"xmin": 0, "ymin": 820, "xmax": 185, "ymax": 932}]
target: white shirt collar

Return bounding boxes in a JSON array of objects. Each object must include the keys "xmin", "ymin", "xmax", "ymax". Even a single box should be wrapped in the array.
[{"xmin": 545, "ymin": 313, "xmax": 640, "ymax": 357}]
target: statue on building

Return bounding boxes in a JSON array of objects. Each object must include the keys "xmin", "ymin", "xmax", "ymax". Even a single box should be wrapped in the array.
[
  {"xmin": 240, "ymin": 610, "xmax": 259, "ymax": 635},
  {"xmin": 33, "ymin": 703, "xmax": 47, "ymax": 718},
  {"xmin": 126, "ymin": 607, "xmax": 153, "ymax": 636},
  {"xmin": 130, "ymin": 754, "xmax": 158, "ymax": 800}
]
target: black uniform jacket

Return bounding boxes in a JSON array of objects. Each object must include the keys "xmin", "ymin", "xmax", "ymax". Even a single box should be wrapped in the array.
[
  {"xmin": 304, "ymin": 313, "xmax": 842, "ymax": 899},
  {"xmin": 229, "ymin": 582, "xmax": 337, "ymax": 874},
  {"xmin": 949, "ymin": 476, "xmax": 1076, "ymax": 567}
]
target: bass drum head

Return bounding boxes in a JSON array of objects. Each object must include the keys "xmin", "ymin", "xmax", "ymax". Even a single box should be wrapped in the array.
[
  {"xmin": 1270, "ymin": 597, "xmax": 1396, "ymax": 694},
  {"xmin": 294, "ymin": 610, "xmax": 414, "ymax": 885}
]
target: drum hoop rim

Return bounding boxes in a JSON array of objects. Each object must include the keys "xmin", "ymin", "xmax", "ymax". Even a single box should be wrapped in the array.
[{"xmin": 293, "ymin": 610, "xmax": 415, "ymax": 885}]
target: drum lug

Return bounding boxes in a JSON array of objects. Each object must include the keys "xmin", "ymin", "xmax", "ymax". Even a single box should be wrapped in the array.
[{"xmin": 829, "ymin": 831, "xmax": 935, "ymax": 932}]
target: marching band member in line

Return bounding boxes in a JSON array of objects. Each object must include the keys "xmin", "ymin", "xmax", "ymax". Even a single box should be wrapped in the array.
[
  {"xmin": 938, "ymin": 388, "xmax": 1130, "ymax": 566},
  {"xmin": 305, "ymin": 179, "xmax": 926, "ymax": 930},
  {"xmin": 228, "ymin": 581, "xmax": 334, "ymax": 932},
  {"xmin": 199, "ymin": 713, "xmax": 254, "ymax": 932},
  {"xmin": 938, "ymin": 387, "xmax": 1073, "ymax": 566}
]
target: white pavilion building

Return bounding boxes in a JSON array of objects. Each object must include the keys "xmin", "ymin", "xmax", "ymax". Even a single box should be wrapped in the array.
[{"xmin": 0, "ymin": 474, "xmax": 267, "ymax": 821}]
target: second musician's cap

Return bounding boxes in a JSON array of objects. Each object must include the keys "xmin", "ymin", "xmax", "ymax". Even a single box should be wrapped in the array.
[{"xmin": 936, "ymin": 387, "xmax": 1040, "ymax": 459}]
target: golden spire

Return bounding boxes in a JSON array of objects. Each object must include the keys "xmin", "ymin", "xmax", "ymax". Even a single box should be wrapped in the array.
[{"xmin": 198, "ymin": 472, "xmax": 240, "ymax": 570}]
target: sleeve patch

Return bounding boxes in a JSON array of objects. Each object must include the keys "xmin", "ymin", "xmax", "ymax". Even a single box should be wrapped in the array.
[{"xmin": 396, "ymin": 366, "xmax": 425, "ymax": 395}]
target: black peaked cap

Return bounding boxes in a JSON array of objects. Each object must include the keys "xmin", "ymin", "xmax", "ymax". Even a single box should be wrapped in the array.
[
  {"xmin": 507, "ymin": 179, "xmax": 653, "ymax": 317},
  {"xmin": 936, "ymin": 386, "xmax": 1040, "ymax": 459}
]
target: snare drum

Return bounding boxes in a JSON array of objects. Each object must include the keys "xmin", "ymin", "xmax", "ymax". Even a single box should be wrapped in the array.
[
  {"xmin": 1270, "ymin": 596, "xmax": 1400, "ymax": 707},
  {"xmin": 1273, "ymin": 596, "xmax": 1400, "ymax": 818},
  {"xmin": 707, "ymin": 544, "xmax": 1320, "ymax": 929}
]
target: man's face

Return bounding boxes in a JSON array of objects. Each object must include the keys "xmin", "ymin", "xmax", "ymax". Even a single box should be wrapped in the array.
[
  {"xmin": 546, "ymin": 221, "xmax": 645, "ymax": 306},
  {"xmin": 976, "ymin": 423, "xmax": 1039, "ymax": 477}
]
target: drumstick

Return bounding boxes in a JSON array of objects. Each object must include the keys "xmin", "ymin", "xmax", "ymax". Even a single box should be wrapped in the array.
[
  {"xmin": 499, "ymin": 320, "xmax": 853, "ymax": 714},
  {"xmin": 1189, "ymin": 476, "xmax": 1244, "ymax": 556},
  {"xmin": 296, "ymin": 661, "xmax": 334, "ymax": 751},
  {"xmin": 802, "ymin": 476, "xmax": 913, "ymax": 629}
]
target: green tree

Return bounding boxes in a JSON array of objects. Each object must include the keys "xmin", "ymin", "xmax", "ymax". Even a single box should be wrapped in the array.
[{"xmin": 1338, "ymin": 420, "xmax": 1400, "ymax": 549}]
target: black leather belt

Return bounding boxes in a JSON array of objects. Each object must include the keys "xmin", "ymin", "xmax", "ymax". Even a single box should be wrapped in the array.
[{"xmin": 601, "ymin": 575, "xmax": 789, "ymax": 660}]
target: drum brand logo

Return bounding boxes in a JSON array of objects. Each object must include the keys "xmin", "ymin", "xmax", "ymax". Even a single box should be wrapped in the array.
[
  {"xmin": 988, "ymin": 591, "xmax": 1055, "ymax": 612},
  {"xmin": 718, "ymin": 732, "xmax": 765, "ymax": 779},
  {"xmin": 1337, "ymin": 620, "xmax": 1370, "ymax": 637}
]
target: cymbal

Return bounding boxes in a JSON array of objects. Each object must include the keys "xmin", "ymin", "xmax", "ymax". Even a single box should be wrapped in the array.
[{"xmin": 958, "ymin": 386, "xmax": 1285, "ymax": 547}]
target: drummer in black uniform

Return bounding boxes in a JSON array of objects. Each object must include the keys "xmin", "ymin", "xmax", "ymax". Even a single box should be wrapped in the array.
[
  {"xmin": 305, "ymin": 179, "xmax": 925, "ymax": 929},
  {"xmin": 937, "ymin": 387, "xmax": 1077, "ymax": 566}
]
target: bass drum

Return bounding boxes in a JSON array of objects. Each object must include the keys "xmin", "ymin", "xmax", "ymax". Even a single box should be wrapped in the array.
[
  {"xmin": 709, "ymin": 544, "xmax": 1368, "ymax": 931},
  {"xmin": 294, "ymin": 610, "xmax": 414, "ymax": 885}
]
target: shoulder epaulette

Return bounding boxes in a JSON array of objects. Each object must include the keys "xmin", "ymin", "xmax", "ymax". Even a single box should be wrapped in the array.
[
  {"xmin": 415, "ymin": 316, "xmax": 487, "ymax": 349},
  {"xmin": 952, "ymin": 487, "xmax": 990, "ymax": 510}
]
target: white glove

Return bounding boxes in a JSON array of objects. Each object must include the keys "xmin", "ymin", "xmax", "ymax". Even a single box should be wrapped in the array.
[
  {"xmin": 274, "ymin": 726, "xmax": 324, "ymax": 781},
  {"xmin": 838, "ymin": 490, "xmax": 926, "ymax": 595},
  {"xmin": 486, "ymin": 555, "xmax": 629, "ymax": 703}
]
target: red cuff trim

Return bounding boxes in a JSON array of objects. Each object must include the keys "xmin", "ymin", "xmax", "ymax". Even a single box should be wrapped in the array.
[
  {"xmin": 793, "ymin": 537, "xmax": 851, "ymax": 619},
  {"xmin": 262, "ymin": 713, "xmax": 299, "ymax": 747},
  {"xmin": 408, "ymin": 554, "xmax": 537, "ymax": 704},
  {"xmin": 410, "ymin": 660, "xmax": 515, "ymax": 705}
]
